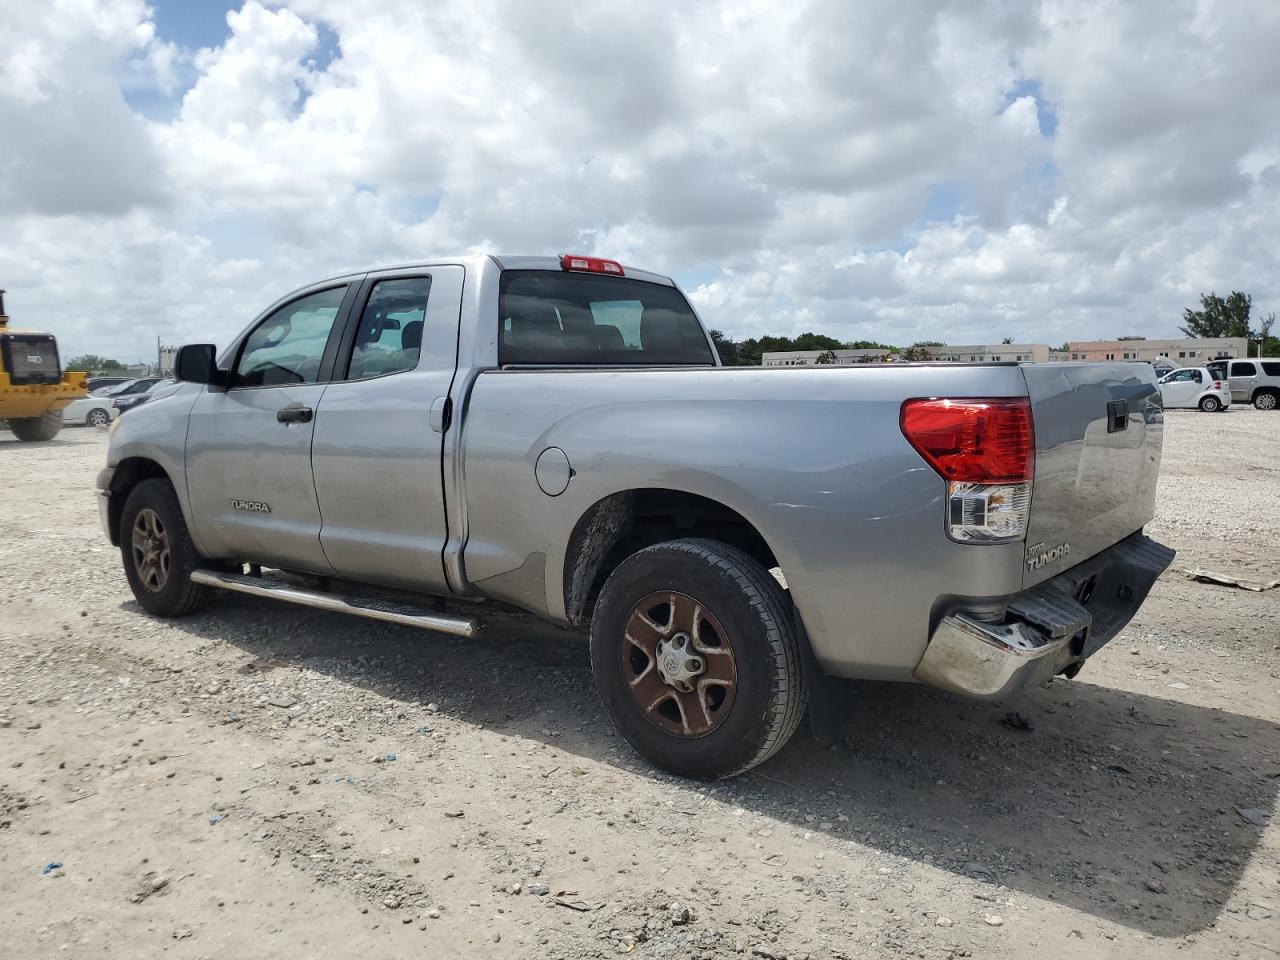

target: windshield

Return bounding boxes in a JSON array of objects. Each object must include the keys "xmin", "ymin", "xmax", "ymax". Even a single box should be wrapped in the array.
[{"xmin": 498, "ymin": 270, "xmax": 714, "ymax": 366}]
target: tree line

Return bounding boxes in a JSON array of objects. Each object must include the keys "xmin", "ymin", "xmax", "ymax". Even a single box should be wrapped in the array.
[
  {"xmin": 707, "ymin": 290, "xmax": 1277, "ymax": 366},
  {"xmin": 707, "ymin": 331, "xmax": 901, "ymax": 366}
]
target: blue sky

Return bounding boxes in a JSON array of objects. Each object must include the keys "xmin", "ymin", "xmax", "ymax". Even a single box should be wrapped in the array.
[{"xmin": 150, "ymin": 0, "xmax": 238, "ymax": 49}]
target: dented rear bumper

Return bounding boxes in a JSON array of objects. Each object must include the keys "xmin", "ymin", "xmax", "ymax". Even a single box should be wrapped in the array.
[{"xmin": 915, "ymin": 532, "xmax": 1175, "ymax": 700}]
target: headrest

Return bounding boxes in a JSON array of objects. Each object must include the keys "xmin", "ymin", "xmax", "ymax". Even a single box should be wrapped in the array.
[
  {"xmin": 402, "ymin": 319, "xmax": 424, "ymax": 351},
  {"xmin": 640, "ymin": 308, "xmax": 682, "ymax": 351}
]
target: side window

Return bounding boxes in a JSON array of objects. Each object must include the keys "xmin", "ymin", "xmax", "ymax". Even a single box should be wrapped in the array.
[
  {"xmin": 1191, "ymin": 370, "xmax": 1203, "ymax": 382},
  {"xmin": 1170, "ymin": 370, "xmax": 1195, "ymax": 382},
  {"xmin": 1261, "ymin": 362, "xmax": 1280, "ymax": 377},
  {"xmin": 234, "ymin": 286, "xmax": 347, "ymax": 388},
  {"xmin": 1231, "ymin": 361, "xmax": 1257, "ymax": 377},
  {"xmin": 345, "ymin": 277, "xmax": 432, "ymax": 381}
]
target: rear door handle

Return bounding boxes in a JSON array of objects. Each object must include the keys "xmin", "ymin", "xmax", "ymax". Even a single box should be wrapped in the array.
[
  {"xmin": 429, "ymin": 396, "xmax": 452, "ymax": 433},
  {"xmin": 277, "ymin": 403, "xmax": 314, "ymax": 424}
]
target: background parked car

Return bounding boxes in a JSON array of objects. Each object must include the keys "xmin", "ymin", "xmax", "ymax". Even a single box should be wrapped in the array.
[
  {"xmin": 1158, "ymin": 366, "xmax": 1231, "ymax": 412},
  {"xmin": 100, "ymin": 377, "xmax": 163, "ymax": 398},
  {"xmin": 62, "ymin": 394, "xmax": 120, "ymax": 427},
  {"xmin": 1205, "ymin": 358, "xmax": 1280, "ymax": 410},
  {"xmin": 85, "ymin": 376, "xmax": 132, "ymax": 394},
  {"xmin": 113, "ymin": 378, "xmax": 180, "ymax": 414}
]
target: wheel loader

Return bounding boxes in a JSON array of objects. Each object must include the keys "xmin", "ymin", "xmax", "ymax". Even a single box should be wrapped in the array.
[{"xmin": 0, "ymin": 289, "xmax": 87, "ymax": 441}]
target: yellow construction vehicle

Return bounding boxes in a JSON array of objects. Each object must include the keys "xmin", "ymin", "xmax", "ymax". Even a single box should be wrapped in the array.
[{"xmin": 0, "ymin": 289, "xmax": 87, "ymax": 441}]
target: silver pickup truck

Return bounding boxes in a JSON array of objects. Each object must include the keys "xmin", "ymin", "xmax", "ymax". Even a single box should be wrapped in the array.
[{"xmin": 99, "ymin": 254, "xmax": 1174, "ymax": 778}]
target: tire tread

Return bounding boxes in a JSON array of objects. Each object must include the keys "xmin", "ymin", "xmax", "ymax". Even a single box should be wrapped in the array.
[
  {"xmin": 121, "ymin": 478, "xmax": 212, "ymax": 617},
  {"xmin": 591, "ymin": 537, "xmax": 807, "ymax": 777}
]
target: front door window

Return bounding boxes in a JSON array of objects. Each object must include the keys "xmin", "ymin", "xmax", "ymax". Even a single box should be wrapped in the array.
[{"xmin": 234, "ymin": 287, "xmax": 347, "ymax": 387}]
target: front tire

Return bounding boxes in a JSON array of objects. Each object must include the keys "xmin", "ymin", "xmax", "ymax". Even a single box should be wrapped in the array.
[
  {"xmin": 119, "ymin": 478, "xmax": 212, "ymax": 617},
  {"xmin": 590, "ymin": 538, "xmax": 806, "ymax": 779},
  {"xmin": 8, "ymin": 409, "xmax": 63, "ymax": 441},
  {"xmin": 1199, "ymin": 395, "xmax": 1221, "ymax": 412}
]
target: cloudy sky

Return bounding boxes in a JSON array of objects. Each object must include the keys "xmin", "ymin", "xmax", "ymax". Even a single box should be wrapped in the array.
[{"xmin": 1, "ymin": 0, "xmax": 1278, "ymax": 362}]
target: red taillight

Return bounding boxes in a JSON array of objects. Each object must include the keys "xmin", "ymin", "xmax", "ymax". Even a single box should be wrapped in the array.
[
  {"xmin": 560, "ymin": 253, "xmax": 624, "ymax": 276},
  {"xmin": 900, "ymin": 398, "xmax": 1034, "ymax": 484}
]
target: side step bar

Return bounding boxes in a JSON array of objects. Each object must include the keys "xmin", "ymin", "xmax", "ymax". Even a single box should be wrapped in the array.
[{"xmin": 190, "ymin": 569, "xmax": 476, "ymax": 638}]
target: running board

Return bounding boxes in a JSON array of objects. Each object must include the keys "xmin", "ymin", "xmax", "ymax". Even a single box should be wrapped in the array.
[{"xmin": 190, "ymin": 569, "xmax": 476, "ymax": 637}]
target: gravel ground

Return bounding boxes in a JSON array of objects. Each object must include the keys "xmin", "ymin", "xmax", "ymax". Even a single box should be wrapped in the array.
[{"xmin": 1, "ymin": 408, "xmax": 1277, "ymax": 959}]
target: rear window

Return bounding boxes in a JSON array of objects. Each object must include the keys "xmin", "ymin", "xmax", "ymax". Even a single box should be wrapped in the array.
[
  {"xmin": 1, "ymin": 334, "xmax": 61, "ymax": 385},
  {"xmin": 498, "ymin": 270, "xmax": 714, "ymax": 366},
  {"xmin": 1262, "ymin": 362, "xmax": 1280, "ymax": 377}
]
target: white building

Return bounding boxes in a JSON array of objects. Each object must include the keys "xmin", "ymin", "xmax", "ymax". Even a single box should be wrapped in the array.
[
  {"xmin": 762, "ymin": 348, "xmax": 892, "ymax": 366},
  {"xmin": 1048, "ymin": 337, "xmax": 1247, "ymax": 364},
  {"xmin": 761, "ymin": 336, "xmax": 1248, "ymax": 368},
  {"xmin": 921, "ymin": 343, "xmax": 1050, "ymax": 363}
]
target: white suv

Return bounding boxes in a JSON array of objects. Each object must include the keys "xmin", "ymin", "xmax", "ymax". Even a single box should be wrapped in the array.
[{"xmin": 1205, "ymin": 358, "xmax": 1280, "ymax": 410}]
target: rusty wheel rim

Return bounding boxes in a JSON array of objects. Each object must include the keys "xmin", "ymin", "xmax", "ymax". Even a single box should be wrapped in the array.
[
  {"xmin": 621, "ymin": 590, "xmax": 737, "ymax": 738},
  {"xmin": 131, "ymin": 508, "xmax": 170, "ymax": 593}
]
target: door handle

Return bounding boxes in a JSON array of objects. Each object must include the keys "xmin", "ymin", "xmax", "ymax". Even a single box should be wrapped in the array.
[
  {"xmin": 429, "ymin": 396, "xmax": 452, "ymax": 433},
  {"xmin": 277, "ymin": 403, "xmax": 314, "ymax": 424}
]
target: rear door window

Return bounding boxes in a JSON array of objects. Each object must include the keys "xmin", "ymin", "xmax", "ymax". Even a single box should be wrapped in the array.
[
  {"xmin": 498, "ymin": 271, "xmax": 714, "ymax": 366},
  {"xmin": 1231, "ymin": 361, "xmax": 1257, "ymax": 377},
  {"xmin": 344, "ymin": 277, "xmax": 432, "ymax": 380}
]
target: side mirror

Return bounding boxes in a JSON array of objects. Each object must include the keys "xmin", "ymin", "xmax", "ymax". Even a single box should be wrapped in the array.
[{"xmin": 175, "ymin": 344, "xmax": 224, "ymax": 386}]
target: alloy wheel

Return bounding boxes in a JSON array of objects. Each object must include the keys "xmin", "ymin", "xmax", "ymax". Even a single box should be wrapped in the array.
[
  {"xmin": 131, "ymin": 508, "xmax": 171, "ymax": 592},
  {"xmin": 620, "ymin": 591, "xmax": 738, "ymax": 738}
]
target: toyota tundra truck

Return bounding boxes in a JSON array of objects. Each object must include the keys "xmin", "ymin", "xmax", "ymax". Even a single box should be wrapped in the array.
[{"xmin": 97, "ymin": 254, "xmax": 1173, "ymax": 778}]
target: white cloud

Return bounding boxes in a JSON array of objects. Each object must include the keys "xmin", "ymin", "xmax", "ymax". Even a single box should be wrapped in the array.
[{"xmin": 0, "ymin": 0, "xmax": 1277, "ymax": 361}]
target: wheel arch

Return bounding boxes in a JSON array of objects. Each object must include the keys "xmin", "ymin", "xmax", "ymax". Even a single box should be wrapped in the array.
[
  {"xmin": 562, "ymin": 488, "xmax": 782, "ymax": 626},
  {"xmin": 104, "ymin": 457, "xmax": 175, "ymax": 546}
]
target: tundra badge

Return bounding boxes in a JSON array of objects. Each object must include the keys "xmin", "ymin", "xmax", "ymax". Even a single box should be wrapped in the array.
[
  {"xmin": 1026, "ymin": 540, "xmax": 1070, "ymax": 571},
  {"xmin": 230, "ymin": 498, "xmax": 271, "ymax": 513}
]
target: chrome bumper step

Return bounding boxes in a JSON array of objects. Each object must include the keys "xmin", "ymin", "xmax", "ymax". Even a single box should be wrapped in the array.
[{"xmin": 190, "ymin": 569, "xmax": 476, "ymax": 637}]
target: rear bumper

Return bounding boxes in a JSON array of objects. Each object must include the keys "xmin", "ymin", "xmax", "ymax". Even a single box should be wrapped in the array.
[{"xmin": 914, "ymin": 532, "xmax": 1175, "ymax": 700}]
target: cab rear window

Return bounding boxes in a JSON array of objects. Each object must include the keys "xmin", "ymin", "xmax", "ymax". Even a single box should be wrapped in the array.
[
  {"xmin": 498, "ymin": 271, "xmax": 714, "ymax": 366},
  {"xmin": 0, "ymin": 334, "xmax": 61, "ymax": 385}
]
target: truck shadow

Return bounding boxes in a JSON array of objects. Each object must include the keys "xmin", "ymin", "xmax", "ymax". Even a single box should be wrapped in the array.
[{"xmin": 155, "ymin": 594, "xmax": 1277, "ymax": 938}]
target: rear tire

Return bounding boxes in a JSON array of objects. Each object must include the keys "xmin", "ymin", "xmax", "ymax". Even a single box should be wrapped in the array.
[
  {"xmin": 1254, "ymin": 390, "xmax": 1278, "ymax": 411},
  {"xmin": 8, "ymin": 409, "xmax": 63, "ymax": 441},
  {"xmin": 120, "ymin": 478, "xmax": 212, "ymax": 617},
  {"xmin": 589, "ymin": 538, "xmax": 806, "ymax": 779},
  {"xmin": 1198, "ymin": 395, "xmax": 1221, "ymax": 412}
]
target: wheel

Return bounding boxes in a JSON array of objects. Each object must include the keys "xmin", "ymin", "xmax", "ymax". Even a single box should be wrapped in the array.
[
  {"xmin": 119, "ymin": 478, "xmax": 212, "ymax": 617},
  {"xmin": 86, "ymin": 407, "xmax": 111, "ymax": 427},
  {"xmin": 8, "ymin": 409, "xmax": 63, "ymax": 441},
  {"xmin": 589, "ymin": 538, "xmax": 806, "ymax": 779},
  {"xmin": 1198, "ymin": 395, "xmax": 1221, "ymax": 412},
  {"xmin": 1254, "ymin": 391, "xmax": 1278, "ymax": 411}
]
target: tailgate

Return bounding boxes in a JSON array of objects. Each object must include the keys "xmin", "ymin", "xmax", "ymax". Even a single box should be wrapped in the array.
[{"xmin": 1020, "ymin": 363, "xmax": 1163, "ymax": 588}]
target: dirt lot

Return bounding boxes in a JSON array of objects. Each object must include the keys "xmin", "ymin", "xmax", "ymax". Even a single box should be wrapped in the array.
[{"xmin": 1, "ymin": 409, "xmax": 1277, "ymax": 959}]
